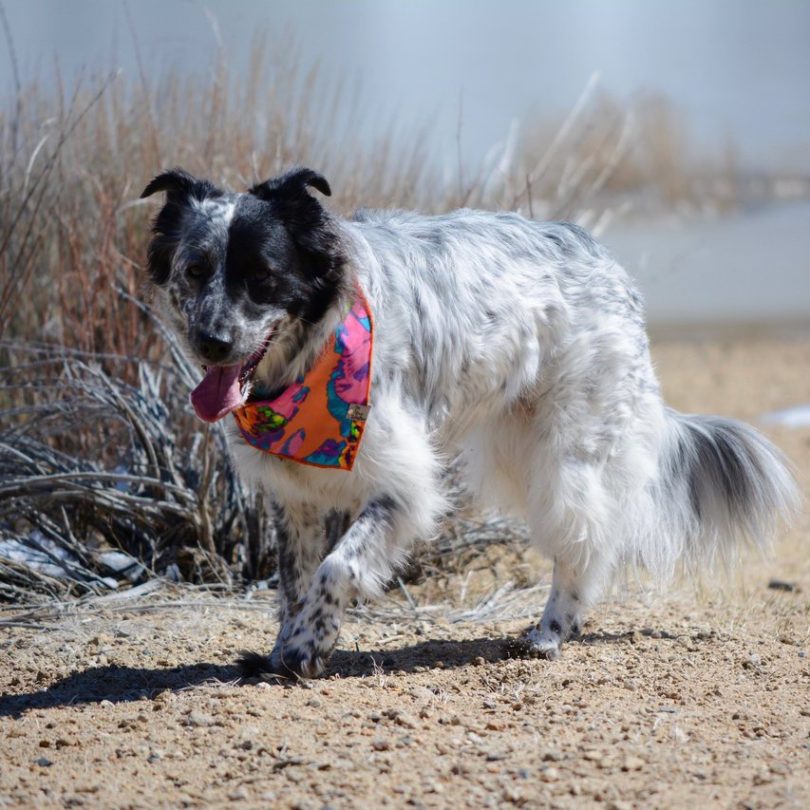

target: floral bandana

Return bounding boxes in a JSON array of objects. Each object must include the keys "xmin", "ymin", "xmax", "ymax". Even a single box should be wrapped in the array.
[{"xmin": 232, "ymin": 287, "xmax": 373, "ymax": 471}]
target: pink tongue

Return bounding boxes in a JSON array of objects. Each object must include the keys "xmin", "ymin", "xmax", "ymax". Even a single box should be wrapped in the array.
[{"xmin": 190, "ymin": 364, "xmax": 246, "ymax": 423}]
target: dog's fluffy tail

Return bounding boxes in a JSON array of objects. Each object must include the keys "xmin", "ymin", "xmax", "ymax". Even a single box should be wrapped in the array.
[{"xmin": 646, "ymin": 409, "xmax": 800, "ymax": 576}]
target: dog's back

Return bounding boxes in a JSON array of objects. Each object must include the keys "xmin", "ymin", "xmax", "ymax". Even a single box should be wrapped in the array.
[
  {"xmin": 343, "ymin": 206, "xmax": 798, "ymax": 657},
  {"xmin": 347, "ymin": 210, "xmax": 648, "ymax": 434}
]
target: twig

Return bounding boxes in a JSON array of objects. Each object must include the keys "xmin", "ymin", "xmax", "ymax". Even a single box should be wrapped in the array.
[{"xmin": 0, "ymin": 1, "xmax": 22, "ymax": 162}]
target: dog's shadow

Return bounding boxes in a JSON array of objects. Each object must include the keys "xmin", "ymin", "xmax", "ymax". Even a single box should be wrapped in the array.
[
  {"xmin": 0, "ymin": 635, "xmax": 530, "ymax": 718},
  {"xmin": 0, "ymin": 629, "xmax": 649, "ymax": 719}
]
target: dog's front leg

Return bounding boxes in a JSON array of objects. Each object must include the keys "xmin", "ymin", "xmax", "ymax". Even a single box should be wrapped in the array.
[
  {"xmin": 270, "ymin": 495, "xmax": 407, "ymax": 678},
  {"xmin": 241, "ymin": 403, "xmax": 445, "ymax": 680},
  {"xmin": 267, "ymin": 502, "xmax": 330, "ymax": 668}
]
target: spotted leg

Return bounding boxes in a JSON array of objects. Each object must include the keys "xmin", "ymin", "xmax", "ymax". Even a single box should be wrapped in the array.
[
  {"xmin": 276, "ymin": 495, "xmax": 412, "ymax": 678},
  {"xmin": 524, "ymin": 550, "xmax": 611, "ymax": 659},
  {"xmin": 241, "ymin": 402, "xmax": 445, "ymax": 680},
  {"xmin": 264, "ymin": 502, "xmax": 331, "ymax": 672}
]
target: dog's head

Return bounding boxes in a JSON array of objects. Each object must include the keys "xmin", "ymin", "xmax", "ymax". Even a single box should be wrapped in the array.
[{"xmin": 141, "ymin": 166, "xmax": 344, "ymax": 422}]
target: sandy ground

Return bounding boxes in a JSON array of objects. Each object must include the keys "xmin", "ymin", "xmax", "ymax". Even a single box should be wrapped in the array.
[{"xmin": 1, "ymin": 337, "xmax": 809, "ymax": 809}]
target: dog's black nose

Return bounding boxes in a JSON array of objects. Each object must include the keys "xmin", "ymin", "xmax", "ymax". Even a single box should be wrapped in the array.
[{"xmin": 196, "ymin": 331, "xmax": 233, "ymax": 363}]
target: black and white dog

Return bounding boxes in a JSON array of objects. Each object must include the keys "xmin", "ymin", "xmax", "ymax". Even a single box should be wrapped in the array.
[{"xmin": 142, "ymin": 167, "xmax": 797, "ymax": 678}]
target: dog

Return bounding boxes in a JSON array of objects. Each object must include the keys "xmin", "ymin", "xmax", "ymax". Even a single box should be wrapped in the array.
[{"xmin": 141, "ymin": 166, "xmax": 798, "ymax": 678}]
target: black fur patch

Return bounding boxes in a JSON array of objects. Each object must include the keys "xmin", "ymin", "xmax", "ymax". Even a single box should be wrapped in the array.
[
  {"xmin": 141, "ymin": 166, "xmax": 346, "ymax": 326},
  {"xmin": 248, "ymin": 166, "xmax": 344, "ymax": 324},
  {"xmin": 674, "ymin": 415, "xmax": 761, "ymax": 520},
  {"xmin": 141, "ymin": 169, "xmax": 224, "ymax": 285}
]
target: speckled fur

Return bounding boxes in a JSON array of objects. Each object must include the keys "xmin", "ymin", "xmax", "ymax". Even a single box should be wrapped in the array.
[{"xmin": 142, "ymin": 168, "xmax": 799, "ymax": 678}]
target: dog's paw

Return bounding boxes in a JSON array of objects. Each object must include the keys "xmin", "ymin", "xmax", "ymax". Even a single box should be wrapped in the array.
[
  {"xmin": 275, "ymin": 642, "xmax": 327, "ymax": 679},
  {"xmin": 522, "ymin": 626, "xmax": 563, "ymax": 661}
]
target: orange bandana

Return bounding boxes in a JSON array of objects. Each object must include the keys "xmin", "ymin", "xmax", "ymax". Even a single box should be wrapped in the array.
[{"xmin": 232, "ymin": 288, "xmax": 373, "ymax": 470}]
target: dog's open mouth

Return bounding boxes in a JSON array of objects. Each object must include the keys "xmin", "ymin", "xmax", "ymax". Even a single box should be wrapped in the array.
[{"xmin": 189, "ymin": 333, "xmax": 273, "ymax": 423}]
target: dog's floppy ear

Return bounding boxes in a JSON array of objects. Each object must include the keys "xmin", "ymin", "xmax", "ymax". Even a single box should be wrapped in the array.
[
  {"xmin": 141, "ymin": 168, "xmax": 217, "ymax": 202},
  {"xmin": 249, "ymin": 167, "xmax": 332, "ymax": 201},
  {"xmin": 250, "ymin": 167, "xmax": 341, "ymax": 288},
  {"xmin": 141, "ymin": 169, "xmax": 218, "ymax": 287}
]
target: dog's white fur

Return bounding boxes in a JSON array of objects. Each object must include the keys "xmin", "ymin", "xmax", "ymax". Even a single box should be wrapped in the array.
[{"xmin": 219, "ymin": 208, "xmax": 798, "ymax": 675}]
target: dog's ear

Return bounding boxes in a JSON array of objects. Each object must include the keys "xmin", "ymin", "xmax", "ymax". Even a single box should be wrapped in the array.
[
  {"xmin": 141, "ymin": 169, "xmax": 216, "ymax": 287},
  {"xmin": 249, "ymin": 166, "xmax": 334, "ymax": 254},
  {"xmin": 141, "ymin": 168, "xmax": 217, "ymax": 202},
  {"xmin": 250, "ymin": 167, "xmax": 341, "ymax": 288},
  {"xmin": 249, "ymin": 167, "xmax": 332, "ymax": 202}
]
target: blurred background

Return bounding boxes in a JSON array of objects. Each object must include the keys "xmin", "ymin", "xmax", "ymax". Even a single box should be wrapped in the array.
[
  {"xmin": 3, "ymin": 0, "xmax": 809, "ymax": 329},
  {"xmin": 0, "ymin": 1, "xmax": 808, "ymax": 599}
]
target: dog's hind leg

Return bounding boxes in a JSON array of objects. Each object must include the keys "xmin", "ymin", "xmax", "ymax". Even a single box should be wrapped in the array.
[
  {"xmin": 520, "ymin": 434, "xmax": 619, "ymax": 660},
  {"xmin": 523, "ymin": 548, "xmax": 612, "ymax": 659}
]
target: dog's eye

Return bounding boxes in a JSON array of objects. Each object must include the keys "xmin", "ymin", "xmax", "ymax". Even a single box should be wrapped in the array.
[
  {"xmin": 248, "ymin": 266, "xmax": 273, "ymax": 284},
  {"xmin": 187, "ymin": 264, "xmax": 206, "ymax": 280}
]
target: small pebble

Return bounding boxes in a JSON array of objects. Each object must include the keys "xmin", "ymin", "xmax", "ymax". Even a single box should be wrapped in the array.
[
  {"xmin": 622, "ymin": 756, "xmax": 645, "ymax": 771},
  {"xmin": 227, "ymin": 787, "xmax": 249, "ymax": 801},
  {"xmin": 187, "ymin": 711, "xmax": 213, "ymax": 727},
  {"xmin": 767, "ymin": 579, "xmax": 798, "ymax": 592},
  {"xmin": 394, "ymin": 712, "xmax": 418, "ymax": 729}
]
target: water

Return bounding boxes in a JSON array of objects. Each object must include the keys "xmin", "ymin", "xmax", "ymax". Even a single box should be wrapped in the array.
[
  {"xmin": 762, "ymin": 404, "xmax": 810, "ymax": 429},
  {"xmin": 603, "ymin": 202, "xmax": 810, "ymax": 331}
]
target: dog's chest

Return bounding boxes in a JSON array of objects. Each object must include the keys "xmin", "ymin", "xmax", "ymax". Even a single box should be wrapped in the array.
[{"xmin": 226, "ymin": 422, "xmax": 366, "ymax": 511}]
